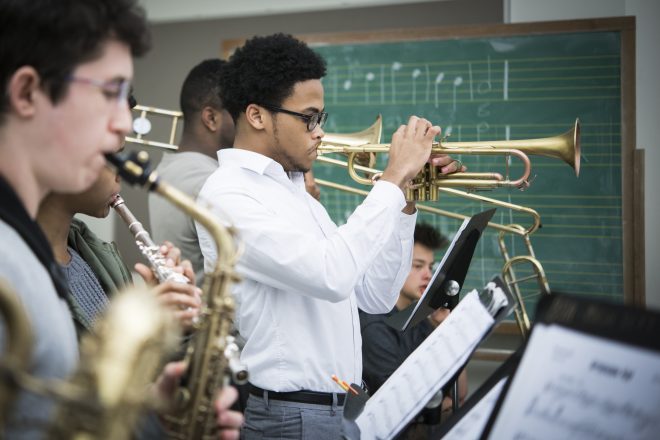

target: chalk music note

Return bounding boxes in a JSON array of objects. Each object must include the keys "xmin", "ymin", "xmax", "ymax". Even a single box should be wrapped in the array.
[
  {"xmin": 343, "ymin": 78, "xmax": 352, "ymax": 91},
  {"xmin": 411, "ymin": 68, "xmax": 421, "ymax": 105},
  {"xmin": 424, "ymin": 65, "xmax": 431, "ymax": 103},
  {"xmin": 503, "ymin": 59, "xmax": 509, "ymax": 100},
  {"xmin": 477, "ymin": 56, "xmax": 492, "ymax": 94},
  {"xmin": 452, "ymin": 76, "xmax": 463, "ymax": 112},
  {"xmin": 391, "ymin": 61, "xmax": 402, "ymax": 103},
  {"xmin": 365, "ymin": 72, "xmax": 375, "ymax": 103},
  {"xmin": 434, "ymin": 72, "xmax": 445, "ymax": 108}
]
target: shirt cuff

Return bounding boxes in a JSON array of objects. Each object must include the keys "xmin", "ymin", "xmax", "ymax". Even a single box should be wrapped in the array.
[
  {"xmin": 368, "ymin": 180, "xmax": 407, "ymax": 211},
  {"xmin": 398, "ymin": 207, "xmax": 417, "ymax": 232}
]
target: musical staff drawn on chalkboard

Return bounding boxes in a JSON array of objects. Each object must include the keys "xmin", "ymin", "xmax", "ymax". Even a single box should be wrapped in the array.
[
  {"xmin": 503, "ymin": 59, "xmax": 510, "ymax": 100},
  {"xmin": 412, "ymin": 68, "xmax": 421, "ymax": 105},
  {"xmin": 434, "ymin": 72, "xmax": 445, "ymax": 108},
  {"xmin": 311, "ymin": 29, "xmax": 628, "ymax": 318},
  {"xmin": 469, "ymin": 62, "xmax": 475, "ymax": 101},
  {"xmin": 391, "ymin": 61, "xmax": 402, "ymax": 103},
  {"xmin": 365, "ymin": 72, "xmax": 375, "ymax": 103},
  {"xmin": 452, "ymin": 76, "xmax": 463, "ymax": 111},
  {"xmin": 478, "ymin": 56, "xmax": 492, "ymax": 94}
]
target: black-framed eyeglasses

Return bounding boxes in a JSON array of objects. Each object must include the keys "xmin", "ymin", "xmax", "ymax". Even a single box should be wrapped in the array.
[
  {"xmin": 261, "ymin": 103, "xmax": 328, "ymax": 132},
  {"xmin": 66, "ymin": 76, "xmax": 131, "ymax": 106}
]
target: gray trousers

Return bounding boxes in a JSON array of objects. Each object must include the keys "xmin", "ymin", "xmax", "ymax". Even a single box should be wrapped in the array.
[{"xmin": 241, "ymin": 393, "xmax": 345, "ymax": 439}]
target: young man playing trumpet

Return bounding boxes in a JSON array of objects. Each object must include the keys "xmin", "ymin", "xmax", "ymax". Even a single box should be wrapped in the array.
[{"xmin": 197, "ymin": 33, "xmax": 462, "ymax": 438}]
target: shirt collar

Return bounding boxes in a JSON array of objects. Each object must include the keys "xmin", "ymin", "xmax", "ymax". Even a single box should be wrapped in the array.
[
  {"xmin": 0, "ymin": 175, "xmax": 70, "ymax": 299},
  {"xmin": 217, "ymin": 148, "xmax": 305, "ymax": 184}
]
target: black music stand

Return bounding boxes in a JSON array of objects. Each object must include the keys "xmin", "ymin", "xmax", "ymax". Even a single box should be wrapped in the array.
[
  {"xmin": 386, "ymin": 208, "xmax": 496, "ymax": 332},
  {"xmin": 477, "ymin": 293, "xmax": 660, "ymax": 440}
]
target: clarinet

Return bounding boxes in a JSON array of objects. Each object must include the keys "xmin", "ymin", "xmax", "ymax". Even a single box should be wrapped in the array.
[{"xmin": 110, "ymin": 195, "xmax": 190, "ymax": 285}]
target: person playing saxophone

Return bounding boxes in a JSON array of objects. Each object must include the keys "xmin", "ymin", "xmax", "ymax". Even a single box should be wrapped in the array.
[{"xmin": 0, "ymin": 0, "xmax": 243, "ymax": 437}]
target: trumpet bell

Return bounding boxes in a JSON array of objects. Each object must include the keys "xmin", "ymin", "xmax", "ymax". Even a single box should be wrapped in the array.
[
  {"xmin": 320, "ymin": 115, "xmax": 382, "ymax": 148},
  {"xmin": 442, "ymin": 118, "xmax": 581, "ymax": 177}
]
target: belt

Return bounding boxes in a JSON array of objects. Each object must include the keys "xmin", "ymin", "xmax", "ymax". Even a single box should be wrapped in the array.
[{"xmin": 249, "ymin": 384, "xmax": 346, "ymax": 406}]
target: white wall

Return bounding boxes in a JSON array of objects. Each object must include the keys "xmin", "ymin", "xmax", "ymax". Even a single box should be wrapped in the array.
[
  {"xmin": 507, "ymin": 0, "xmax": 660, "ymax": 310},
  {"xmin": 140, "ymin": 0, "xmax": 448, "ymax": 22}
]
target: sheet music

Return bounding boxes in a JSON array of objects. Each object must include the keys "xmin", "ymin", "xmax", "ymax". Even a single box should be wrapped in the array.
[
  {"xmin": 489, "ymin": 324, "xmax": 660, "ymax": 440},
  {"xmin": 442, "ymin": 377, "xmax": 507, "ymax": 440},
  {"xmin": 356, "ymin": 290, "xmax": 495, "ymax": 439},
  {"xmin": 402, "ymin": 218, "xmax": 470, "ymax": 329}
]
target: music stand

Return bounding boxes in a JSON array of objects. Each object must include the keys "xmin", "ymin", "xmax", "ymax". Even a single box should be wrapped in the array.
[
  {"xmin": 386, "ymin": 208, "xmax": 496, "ymax": 332},
  {"xmin": 479, "ymin": 293, "xmax": 660, "ymax": 440}
]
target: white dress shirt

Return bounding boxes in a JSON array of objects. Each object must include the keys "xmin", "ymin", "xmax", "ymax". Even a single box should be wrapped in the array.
[{"xmin": 197, "ymin": 148, "xmax": 416, "ymax": 393}]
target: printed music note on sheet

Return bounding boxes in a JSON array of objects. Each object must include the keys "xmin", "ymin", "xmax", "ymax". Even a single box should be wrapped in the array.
[{"xmin": 488, "ymin": 325, "xmax": 660, "ymax": 440}]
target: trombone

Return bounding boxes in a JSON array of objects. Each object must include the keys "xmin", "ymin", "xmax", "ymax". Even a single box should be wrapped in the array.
[
  {"xmin": 125, "ymin": 105, "xmax": 183, "ymax": 150},
  {"xmin": 318, "ymin": 117, "xmax": 581, "ymax": 201}
]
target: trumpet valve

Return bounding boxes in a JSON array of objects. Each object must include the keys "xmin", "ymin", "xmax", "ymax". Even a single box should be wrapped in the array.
[{"xmin": 405, "ymin": 164, "xmax": 440, "ymax": 202}]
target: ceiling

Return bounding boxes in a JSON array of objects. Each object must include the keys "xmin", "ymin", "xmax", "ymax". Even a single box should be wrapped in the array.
[{"xmin": 138, "ymin": 0, "xmax": 446, "ymax": 23}]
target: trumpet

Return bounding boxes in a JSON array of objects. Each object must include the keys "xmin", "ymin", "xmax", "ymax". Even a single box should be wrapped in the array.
[{"xmin": 318, "ymin": 118, "xmax": 581, "ymax": 201}]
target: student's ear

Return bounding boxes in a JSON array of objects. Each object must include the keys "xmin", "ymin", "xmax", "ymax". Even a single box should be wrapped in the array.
[
  {"xmin": 201, "ymin": 106, "xmax": 219, "ymax": 132},
  {"xmin": 245, "ymin": 104, "xmax": 268, "ymax": 131},
  {"xmin": 7, "ymin": 66, "xmax": 42, "ymax": 117}
]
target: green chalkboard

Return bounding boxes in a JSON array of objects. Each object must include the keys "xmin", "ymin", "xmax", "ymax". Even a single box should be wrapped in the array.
[
  {"xmin": 306, "ymin": 19, "xmax": 639, "ymax": 325},
  {"xmin": 222, "ymin": 18, "xmax": 641, "ymax": 328}
]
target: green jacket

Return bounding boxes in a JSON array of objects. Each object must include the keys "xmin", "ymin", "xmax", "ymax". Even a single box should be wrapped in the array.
[{"xmin": 66, "ymin": 218, "xmax": 133, "ymax": 335}]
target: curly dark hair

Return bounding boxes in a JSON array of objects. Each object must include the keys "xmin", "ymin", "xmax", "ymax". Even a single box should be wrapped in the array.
[
  {"xmin": 180, "ymin": 59, "xmax": 226, "ymax": 125},
  {"xmin": 220, "ymin": 33, "xmax": 326, "ymax": 122},
  {"xmin": 0, "ymin": 0, "xmax": 150, "ymax": 122},
  {"xmin": 414, "ymin": 223, "xmax": 448, "ymax": 251}
]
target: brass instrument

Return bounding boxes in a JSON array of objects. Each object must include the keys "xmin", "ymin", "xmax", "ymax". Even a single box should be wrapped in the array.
[
  {"xmin": 318, "ymin": 118, "xmax": 581, "ymax": 201},
  {"xmin": 111, "ymin": 194, "xmax": 190, "ymax": 285},
  {"xmin": 48, "ymin": 287, "xmax": 180, "ymax": 439},
  {"xmin": 121, "ymin": 106, "xmax": 556, "ymax": 340},
  {"xmin": 105, "ymin": 151, "xmax": 248, "ymax": 440},
  {"xmin": 126, "ymin": 105, "xmax": 182, "ymax": 150},
  {"xmin": 0, "ymin": 278, "xmax": 33, "ymax": 428},
  {"xmin": 498, "ymin": 225, "xmax": 550, "ymax": 337},
  {"xmin": 312, "ymin": 179, "xmax": 543, "ymax": 338}
]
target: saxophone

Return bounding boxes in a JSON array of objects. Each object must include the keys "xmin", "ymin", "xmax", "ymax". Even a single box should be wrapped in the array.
[
  {"xmin": 0, "ymin": 278, "xmax": 33, "ymax": 429},
  {"xmin": 111, "ymin": 194, "xmax": 190, "ymax": 285},
  {"xmin": 47, "ymin": 286, "xmax": 180, "ymax": 439},
  {"xmin": 105, "ymin": 151, "xmax": 248, "ymax": 440}
]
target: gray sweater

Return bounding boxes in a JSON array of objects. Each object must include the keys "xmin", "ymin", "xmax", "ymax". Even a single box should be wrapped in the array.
[{"xmin": 0, "ymin": 219, "xmax": 79, "ymax": 439}]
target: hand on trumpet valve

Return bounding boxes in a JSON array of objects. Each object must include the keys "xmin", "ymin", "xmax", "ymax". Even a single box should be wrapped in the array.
[
  {"xmin": 381, "ymin": 116, "xmax": 441, "ymax": 190},
  {"xmin": 430, "ymin": 154, "xmax": 467, "ymax": 174}
]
